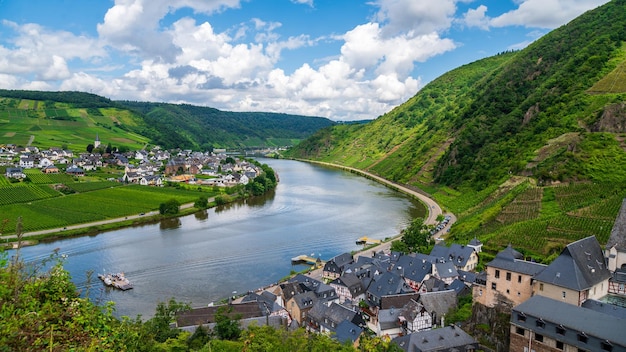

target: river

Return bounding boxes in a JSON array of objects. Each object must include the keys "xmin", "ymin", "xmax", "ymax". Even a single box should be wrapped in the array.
[{"xmin": 10, "ymin": 159, "xmax": 425, "ymax": 319}]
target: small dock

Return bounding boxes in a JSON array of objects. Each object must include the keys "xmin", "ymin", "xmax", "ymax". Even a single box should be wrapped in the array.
[
  {"xmin": 291, "ymin": 255, "xmax": 323, "ymax": 267},
  {"xmin": 356, "ymin": 236, "xmax": 382, "ymax": 245}
]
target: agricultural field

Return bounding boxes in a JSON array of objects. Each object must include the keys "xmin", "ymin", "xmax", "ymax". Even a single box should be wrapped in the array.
[{"xmin": 0, "ymin": 166, "xmax": 222, "ymax": 235}]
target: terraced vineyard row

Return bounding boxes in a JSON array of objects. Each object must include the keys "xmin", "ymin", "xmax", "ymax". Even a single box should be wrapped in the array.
[{"xmin": 0, "ymin": 184, "xmax": 60, "ymax": 205}]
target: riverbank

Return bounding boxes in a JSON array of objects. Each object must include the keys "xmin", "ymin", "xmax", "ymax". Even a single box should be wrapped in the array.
[
  {"xmin": 1, "ymin": 199, "xmax": 207, "ymax": 249},
  {"xmin": 292, "ymin": 158, "xmax": 454, "ymax": 227}
]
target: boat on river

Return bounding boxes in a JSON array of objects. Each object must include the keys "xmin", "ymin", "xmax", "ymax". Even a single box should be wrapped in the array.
[{"xmin": 98, "ymin": 272, "xmax": 133, "ymax": 290}]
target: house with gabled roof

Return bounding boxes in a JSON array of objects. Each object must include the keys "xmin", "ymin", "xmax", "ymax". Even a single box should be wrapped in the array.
[
  {"xmin": 286, "ymin": 291, "xmax": 317, "ymax": 325},
  {"xmin": 334, "ymin": 320, "xmax": 363, "ymax": 348},
  {"xmin": 429, "ymin": 243, "xmax": 479, "ymax": 272},
  {"xmin": 5, "ymin": 167, "xmax": 25, "ymax": 179},
  {"xmin": 366, "ymin": 271, "xmax": 415, "ymax": 309},
  {"xmin": 330, "ymin": 273, "xmax": 365, "ymax": 304},
  {"xmin": 533, "ymin": 235, "xmax": 612, "ymax": 306},
  {"xmin": 305, "ymin": 301, "xmax": 365, "ymax": 335},
  {"xmin": 474, "ymin": 244, "xmax": 546, "ymax": 308},
  {"xmin": 393, "ymin": 325, "xmax": 479, "ymax": 352},
  {"xmin": 323, "ymin": 252, "xmax": 354, "ymax": 281},
  {"xmin": 394, "ymin": 254, "xmax": 432, "ymax": 291},
  {"xmin": 509, "ymin": 295, "xmax": 626, "ymax": 352},
  {"xmin": 417, "ymin": 290, "xmax": 457, "ymax": 329}
]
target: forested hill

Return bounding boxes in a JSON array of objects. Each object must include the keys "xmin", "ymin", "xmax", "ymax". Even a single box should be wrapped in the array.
[
  {"xmin": 287, "ymin": 0, "xmax": 626, "ymax": 259},
  {"xmin": 0, "ymin": 89, "xmax": 334, "ymax": 151},
  {"xmin": 117, "ymin": 101, "xmax": 334, "ymax": 150}
]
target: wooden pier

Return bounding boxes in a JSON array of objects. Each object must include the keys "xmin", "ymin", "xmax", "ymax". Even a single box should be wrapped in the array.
[
  {"xmin": 356, "ymin": 236, "xmax": 382, "ymax": 245},
  {"xmin": 291, "ymin": 255, "xmax": 324, "ymax": 267}
]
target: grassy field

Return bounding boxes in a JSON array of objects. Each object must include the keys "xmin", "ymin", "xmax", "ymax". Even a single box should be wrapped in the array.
[
  {"xmin": 0, "ymin": 97, "xmax": 149, "ymax": 152},
  {"xmin": 0, "ymin": 169, "xmax": 221, "ymax": 235}
]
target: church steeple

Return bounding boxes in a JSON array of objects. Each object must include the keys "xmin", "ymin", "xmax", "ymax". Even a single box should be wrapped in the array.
[{"xmin": 94, "ymin": 133, "xmax": 101, "ymax": 148}]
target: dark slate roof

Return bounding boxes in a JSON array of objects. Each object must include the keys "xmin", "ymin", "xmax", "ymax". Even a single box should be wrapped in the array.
[
  {"xmin": 392, "ymin": 325, "xmax": 478, "ymax": 352},
  {"xmin": 456, "ymin": 270, "xmax": 477, "ymax": 284},
  {"xmin": 334, "ymin": 320, "xmax": 363, "ymax": 345},
  {"xmin": 325, "ymin": 302, "xmax": 361, "ymax": 327},
  {"xmin": 434, "ymin": 261, "xmax": 458, "ymax": 279},
  {"xmin": 534, "ymin": 236, "xmax": 612, "ymax": 291},
  {"xmin": 429, "ymin": 243, "xmax": 475, "ymax": 268},
  {"xmin": 367, "ymin": 271, "xmax": 414, "ymax": 300},
  {"xmin": 421, "ymin": 277, "xmax": 447, "ymax": 292},
  {"xmin": 418, "ymin": 290, "xmax": 457, "ymax": 319},
  {"xmin": 512, "ymin": 295, "xmax": 626, "ymax": 347},
  {"xmin": 378, "ymin": 307, "xmax": 402, "ymax": 330},
  {"xmin": 394, "ymin": 255, "xmax": 432, "ymax": 283},
  {"xmin": 400, "ymin": 299, "xmax": 427, "ymax": 321},
  {"xmin": 331, "ymin": 252, "xmax": 354, "ymax": 269},
  {"xmin": 607, "ymin": 198, "xmax": 626, "ymax": 251},
  {"xmin": 175, "ymin": 302, "xmax": 264, "ymax": 327},
  {"xmin": 487, "ymin": 245, "xmax": 546, "ymax": 276},
  {"xmin": 381, "ymin": 292, "xmax": 422, "ymax": 310},
  {"xmin": 280, "ymin": 282, "xmax": 307, "ymax": 301},
  {"xmin": 447, "ymin": 279, "xmax": 469, "ymax": 296},
  {"xmin": 291, "ymin": 291, "xmax": 317, "ymax": 310},
  {"xmin": 581, "ymin": 299, "xmax": 626, "ymax": 319},
  {"xmin": 331, "ymin": 273, "xmax": 365, "ymax": 295}
]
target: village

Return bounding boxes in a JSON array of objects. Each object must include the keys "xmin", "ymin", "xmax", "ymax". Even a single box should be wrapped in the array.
[
  {"xmin": 175, "ymin": 205, "xmax": 626, "ymax": 352},
  {"xmin": 1, "ymin": 135, "xmax": 265, "ymax": 188}
]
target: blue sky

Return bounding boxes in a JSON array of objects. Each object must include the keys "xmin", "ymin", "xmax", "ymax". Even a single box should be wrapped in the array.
[{"xmin": 0, "ymin": 0, "xmax": 610, "ymax": 121}]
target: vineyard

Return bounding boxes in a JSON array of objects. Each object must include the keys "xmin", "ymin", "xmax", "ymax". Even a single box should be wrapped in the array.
[
  {"xmin": 0, "ymin": 184, "xmax": 60, "ymax": 205},
  {"xmin": 448, "ymin": 180, "xmax": 626, "ymax": 259}
]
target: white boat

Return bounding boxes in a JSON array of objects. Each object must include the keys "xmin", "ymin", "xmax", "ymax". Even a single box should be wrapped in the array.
[{"xmin": 98, "ymin": 272, "xmax": 133, "ymax": 290}]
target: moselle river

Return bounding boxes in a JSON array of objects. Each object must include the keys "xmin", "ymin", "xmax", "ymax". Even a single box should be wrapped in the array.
[{"xmin": 10, "ymin": 159, "xmax": 425, "ymax": 319}]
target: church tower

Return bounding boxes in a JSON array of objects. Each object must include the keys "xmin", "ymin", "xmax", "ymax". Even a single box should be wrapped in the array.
[{"xmin": 94, "ymin": 133, "xmax": 101, "ymax": 148}]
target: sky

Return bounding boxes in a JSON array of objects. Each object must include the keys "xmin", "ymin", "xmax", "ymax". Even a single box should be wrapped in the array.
[{"xmin": 0, "ymin": 0, "xmax": 610, "ymax": 121}]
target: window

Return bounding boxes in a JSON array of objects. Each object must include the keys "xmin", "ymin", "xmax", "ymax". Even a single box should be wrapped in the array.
[
  {"xmin": 562, "ymin": 291, "xmax": 567, "ymax": 299},
  {"xmin": 492, "ymin": 282, "xmax": 497, "ymax": 290},
  {"xmin": 535, "ymin": 333, "xmax": 544, "ymax": 343},
  {"xmin": 536, "ymin": 319, "xmax": 545, "ymax": 328},
  {"xmin": 506, "ymin": 272, "xmax": 511, "ymax": 281},
  {"xmin": 518, "ymin": 275, "xmax": 522, "ymax": 283},
  {"xmin": 556, "ymin": 341, "xmax": 564, "ymax": 350},
  {"xmin": 601, "ymin": 342, "xmax": 613, "ymax": 351},
  {"xmin": 556, "ymin": 325, "xmax": 565, "ymax": 335},
  {"xmin": 516, "ymin": 327, "xmax": 525, "ymax": 335},
  {"xmin": 539, "ymin": 283, "xmax": 544, "ymax": 291},
  {"xmin": 517, "ymin": 313, "xmax": 526, "ymax": 322},
  {"xmin": 495, "ymin": 270, "xmax": 500, "ymax": 279},
  {"xmin": 577, "ymin": 333, "xmax": 588, "ymax": 344}
]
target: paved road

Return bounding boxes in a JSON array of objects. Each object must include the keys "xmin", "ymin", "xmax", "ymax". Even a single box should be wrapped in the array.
[{"xmin": 5, "ymin": 202, "xmax": 198, "ymax": 240}]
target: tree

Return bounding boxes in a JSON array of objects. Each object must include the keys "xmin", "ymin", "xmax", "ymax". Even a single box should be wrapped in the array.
[
  {"xmin": 214, "ymin": 306, "xmax": 241, "ymax": 340},
  {"xmin": 143, "ymin": 298, "xmax": 190, "ymax": 343},
  {"xmin": 392, "ymin": 218, "xmax": 431, "ymax": 254},
  {"xmin": 194, "ymin": 196, "xmax": 208, "ymax": 209},
  {"xmin": 159, "ymin": 198, "xmax": 180, "ymax": 215},
  {"xmin": 86, "ymin": 143, "xmax": 94, "ymax": 152}
]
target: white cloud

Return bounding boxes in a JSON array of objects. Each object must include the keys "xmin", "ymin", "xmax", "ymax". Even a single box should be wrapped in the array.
[
  {"xmin": 0, "ymin": 21, "xmax": 104, "ymax": 81},
  {"xmin": 461, "ymin": 5, "xmax": 490, "ymax": 30},
  {"xmin": 96, "ymin": 0, "xmax": 242, "ymax": 62},
  {"xmin": 491, "ymin": 0, "xmax": 610, "ymax": 28},
  {"xmin": 291, "ymin": 0, "xmax": 314, "ymax": 7},
  {"xmin": 373, "ymin": 0, "xmax": 457, "ymax": 37}
]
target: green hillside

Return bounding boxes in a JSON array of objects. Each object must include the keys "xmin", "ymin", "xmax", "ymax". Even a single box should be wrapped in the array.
[
  {"xmin": 117, "ymin": 101, "xmax": 335, "ymax": 150},
  {"xmin": 286, "ymin": 0, "xmax": 626, "ymax": 260},
  {"xmin": 0, "ymin": 91, "xmax": 149, "ymax": 152},
  {"xmin": 0, "ymin": 90, "xmax": 334, "ymax": 152}
]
